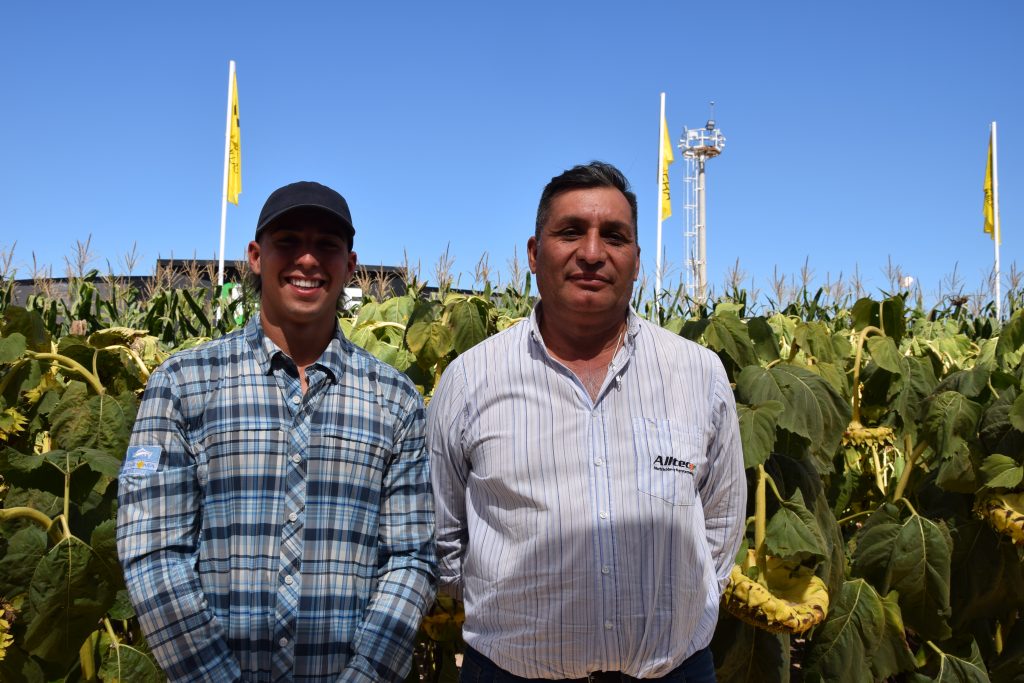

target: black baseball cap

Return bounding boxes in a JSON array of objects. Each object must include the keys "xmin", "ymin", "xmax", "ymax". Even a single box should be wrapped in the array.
[{"xmin": 255, "ymin": 181, "xmax": 355, "ymax": 242}]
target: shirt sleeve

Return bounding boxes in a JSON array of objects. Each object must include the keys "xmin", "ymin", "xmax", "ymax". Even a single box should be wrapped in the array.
[
  {"xmin": 700, "ymin": 363, "xmax": 748, "ymax": 593},
  {"xmin": 424, "ymin": 359, "xmax": 471, "ymax": 601},
  {"xmin": 343, "ymin": 387, "xmax": 437, "ymax": 683},
  {"xmin": 116, "ymin": 366, "xmax": 242, "ymax": 682}
]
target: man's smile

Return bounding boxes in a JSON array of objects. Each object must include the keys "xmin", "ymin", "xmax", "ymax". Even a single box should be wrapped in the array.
[{"xmin": 286, "ymin": 276, "xmax": 326, "ymax": 290}]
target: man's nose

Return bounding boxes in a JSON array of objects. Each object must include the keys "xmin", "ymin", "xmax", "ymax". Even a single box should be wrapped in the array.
[
  {"xmin": 294, "ymin": 243, "xmax": 320, "ymax": 266},
  {"xmin": 577, "ymin": 231, "xmax": 606, "ymax": 264}
]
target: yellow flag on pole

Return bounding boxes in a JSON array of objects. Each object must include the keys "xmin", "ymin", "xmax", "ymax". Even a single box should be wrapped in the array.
[
  {"xmin": 660, "ymin": 113, "xmax": 674, "ymax": 220},
  {"xmin": 983, "ymin": 131, "xmax": 998, "ymax": 242},
  {"xmin": 227, "ymin": 71, "xmax": 242, "ymax": 205}
]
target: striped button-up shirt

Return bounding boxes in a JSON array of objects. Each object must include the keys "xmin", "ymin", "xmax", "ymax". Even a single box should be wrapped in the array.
[
  {"xmin": 117, "ymin": 316, "xmax": 436, "ymax": 683},
  {"xmin": 427, "ymin": 307, "xmax": 745, "ymax": 679}
]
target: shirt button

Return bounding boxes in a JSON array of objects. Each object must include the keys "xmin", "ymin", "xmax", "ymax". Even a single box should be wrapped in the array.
[
  {"xmin": 291, "ymin": 395, "xmax": 301, "ymax": 405},
  {"xmin": 284, "ymin": 575, "xmax": 294, "ymax": 585},
  {"xmin": 599, "ymin": 511, "xmax": 608, "ymax": 520},
  {"xmin": 604, "ymin": 621, "xmax": 613, "ymax": 630},
  {"xmin": 291, "ymin": 453, "xmax": 301, "ymax": 464},
  {"xmin": 288, "ymin": 512, "xmax": 298, "ymax": 523},
  {"xmin": 602, "ymin": 566, "xmax": 611, "ymax": 575},
  {"xmin": 594, "ymin": 458, "xmax": 604, "ymax": 466},
  {"xmin": 279, "ymin": 637, "xmax": 288, "ymax": 647}
]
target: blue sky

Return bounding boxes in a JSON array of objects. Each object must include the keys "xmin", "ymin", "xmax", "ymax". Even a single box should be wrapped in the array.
[{"xmin": 2, "ymin": 1, "xmax": 1020, "ymax": 308}]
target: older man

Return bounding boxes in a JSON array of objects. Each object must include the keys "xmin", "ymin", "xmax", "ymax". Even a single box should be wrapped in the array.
[
  {"xmin": 428, "ymin": 162, "xmax": 745, "ymax": 682},
  {"xmin": 118, "ymin": 181, "xmax": 436, "ymax": 682}
]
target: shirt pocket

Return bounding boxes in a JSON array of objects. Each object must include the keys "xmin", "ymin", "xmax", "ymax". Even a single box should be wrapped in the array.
[
  {"xmin": 201, "ymin": 425, "xmax": 286, "ymax": 487},
  {"xmin": 632, "ymin": 418, "xmax": 703, "ymax": 506},
  {"xmin": 311, "ymin": 424, "xmax": 391, "ymax": 493}
]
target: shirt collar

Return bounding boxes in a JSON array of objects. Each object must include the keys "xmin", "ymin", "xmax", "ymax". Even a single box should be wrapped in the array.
[
  {"xmin": 245, "ymin": 314, "xmax": 348, "ymax": 383},
  {"xmin": 528, "ymin": 301, "xmax": 641, "ymax": 353}
]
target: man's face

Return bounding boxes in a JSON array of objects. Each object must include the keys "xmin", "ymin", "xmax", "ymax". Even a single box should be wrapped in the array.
[
  {"xmin": 247, "ymin": 214, "xmax": 356, "ymax": 331},
  {"xmin": 527, "ymin": 186, "xmax": 639, "ymax": 323}
]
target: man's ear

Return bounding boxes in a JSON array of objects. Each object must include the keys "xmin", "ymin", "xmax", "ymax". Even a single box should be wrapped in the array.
[
  {"xmin": 346, "ymin": 250, "xmax": 357, "ymax": 284},
  {"xmin": 247, "ymin": 240, "xmax": 261, "ymax": 276},
  {"xmin": 527, "ymin": 236, "xmax": 538, "ymax": 273}
]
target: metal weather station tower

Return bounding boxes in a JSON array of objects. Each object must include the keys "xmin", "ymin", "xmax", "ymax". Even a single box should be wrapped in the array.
[{"xmin": 681, "ymin": 104, "xmax": 726, "ymax": 303}]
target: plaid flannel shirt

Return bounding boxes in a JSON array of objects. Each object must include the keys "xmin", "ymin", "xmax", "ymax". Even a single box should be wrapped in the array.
[{"xmin": 117, "ymin": 316, "xmax": 436, "ymax": 682}]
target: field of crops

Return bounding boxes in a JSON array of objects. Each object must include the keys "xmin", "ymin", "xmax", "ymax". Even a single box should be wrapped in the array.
[{"xmin": 1, "ymin": 269, "xmax": 1022, "ymax": 682}]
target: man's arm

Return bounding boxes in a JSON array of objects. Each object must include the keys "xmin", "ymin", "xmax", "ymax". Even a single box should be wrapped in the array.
[
  {"xmin": 700, "ymin": 364, "xmax": 748, "ymax": 592},
  {"xmin": 425, "ymin": 361, "xmax": 470, "ymax": 601},
  {"xmin": 116, "ymin": 367, "xmax": 242, "ymax": 682},
  {"xmin": 343, "ymin": 388, "xmax": 437, "ymax": 683}
]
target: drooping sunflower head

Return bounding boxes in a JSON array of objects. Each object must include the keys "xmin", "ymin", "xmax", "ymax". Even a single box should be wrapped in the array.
[
  {"xmin": 722, "ymin": 554, "xmax": 829, "ymax": 635},
  {"xmin": 975, "ymin": 492, "xmax": 1024, "ymax": 546}
]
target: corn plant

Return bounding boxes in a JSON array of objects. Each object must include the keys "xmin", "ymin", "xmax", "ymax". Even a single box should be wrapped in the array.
[{"xmin": 2, "ymin": 272, "xmax": 1024, "ymax": 682}]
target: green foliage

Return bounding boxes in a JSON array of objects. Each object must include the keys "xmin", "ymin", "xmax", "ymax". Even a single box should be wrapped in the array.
[
  {"xmin": 701, "ymin": 304, "xmax": 760, "ymax": 372},
  {"xmin": 49, "ymin": 383, "xmax": 136, "ymax": 454},
  {"xmin": 712, "ymin": 613, "xmax": 790, "ymax": 683},
  {"xmin": 736, "ymin": 401, "xmax": 784, "ymax": 468},
  {"xmin": 851, "ymin": 503, "xmax": 953, "ymax": 641},
  {"xmin": 98, "ymin": 641, "xmax": 163, "ymax": 682},
  {"xmin": 871, "ymin": 591, "xmax": 918, "ymax": 680},
  {"xmin": 736, "ymin": 363, "xmax": 851, "ymax": 472},
  {"xmin": 853, "ymin": 295, "xmax": 907, "ymax": 344},
  {"xmin": 803, "ymin": 579, "xmax": 886, "ymax": 683},
  {"xmin": 909, "ymin": 640, "xmax": 989, "ymax": 683},
  {"xmin": 763, "ymin": 489, "xmax": 827, "ymax": 565},
  {"xmin": 2, "ymin": 275, "xmax": 1023, "ymax": 681},
  {"xmin": 0, "ymin": 306, "xmax": 164, "ymax": 679},
  {"xmin": 24, "ymin": 537, "xmax": 118, "ymax": 671}
]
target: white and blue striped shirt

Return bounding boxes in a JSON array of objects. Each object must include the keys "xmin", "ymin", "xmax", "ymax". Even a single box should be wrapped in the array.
[{"xmin": 427, "ymin": 306, "xmax": 746, "ymax": 679}]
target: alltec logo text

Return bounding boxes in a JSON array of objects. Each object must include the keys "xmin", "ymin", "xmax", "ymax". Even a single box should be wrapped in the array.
[{"xmin": 652, "ymin": 456, "xmax": 696, "ymax": 474}]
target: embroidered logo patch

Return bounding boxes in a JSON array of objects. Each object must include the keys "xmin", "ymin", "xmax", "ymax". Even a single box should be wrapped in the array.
[
  {"xmin": 652, "ymin": 455, "xmax": 696, "ymax": 475},
  {"xmin": 126, "ymin": 445, "xmax": 162, "ymax": 473}
]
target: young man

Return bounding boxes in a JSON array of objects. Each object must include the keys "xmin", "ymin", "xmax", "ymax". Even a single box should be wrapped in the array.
[
  {"xmin": 118, "ymin": 181, "xmax": 436, "ymax": 682},
  {"xmin": 428, "ymin": 163, "xmax": 745, "ymax": 682}
]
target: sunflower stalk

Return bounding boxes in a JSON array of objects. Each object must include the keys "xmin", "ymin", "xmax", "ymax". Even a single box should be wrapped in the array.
[
  {"xmin": 892, "ymin": 440, "xmax": 928, "ymax": 502},
  {"xmin": 79, "ymin": 633, "xmax": 98, "ymax": 682},
  {"xmin": 25, "ymin": 351, "xmax": 106, "ymax": 395},
  {"xmin": 755, "ymin": 465, "xmax": 767, "ymax": 576},
  {"xmin": 850, "ymin": 325, "xmax": 884, "ymax": 424}
]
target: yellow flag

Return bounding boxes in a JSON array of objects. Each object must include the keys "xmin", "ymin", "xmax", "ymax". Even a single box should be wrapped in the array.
[
  {"xmin": 227, "ymin": 71, "xmax": 242, "ymax": 205},
  {"xmin": 983, "ymin": 131, "xmax": 999, "ymax": 243},
  {"xmin": 660, "ymin": 113, "xmax": 674, "ymax": 220}
]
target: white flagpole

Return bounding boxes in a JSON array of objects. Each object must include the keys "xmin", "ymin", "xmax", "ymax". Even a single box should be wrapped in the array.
[
  {"xmin": 218, "ymin": 60, "xmax": 236, "ymax": 290},
  {"xmin": 655, "ymin": 92, "xmax": 666, "ymax": 310},
  {"xmin": 992, "ymin": 121, "xmax": 1001, "ymax": 320}
]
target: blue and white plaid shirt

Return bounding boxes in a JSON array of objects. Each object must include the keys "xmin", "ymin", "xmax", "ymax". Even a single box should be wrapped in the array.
[{"xmin": 117, "ymin": 315, "xmax": 436, "ymax": 683}]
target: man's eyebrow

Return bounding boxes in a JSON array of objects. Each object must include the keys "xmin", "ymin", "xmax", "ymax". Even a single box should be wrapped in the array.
[
  {"xmin": 546, "ymin": 216, "xmax": 635, "ymax": 236},
  {"xmin": 549, "ymin": 214, "xmax": 587, "ymax": 225}
]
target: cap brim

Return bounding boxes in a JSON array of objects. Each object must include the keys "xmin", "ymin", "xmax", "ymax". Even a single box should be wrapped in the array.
[{"xmin": 255, "ymin": 205, "xmax": 355, "ymax": 239}]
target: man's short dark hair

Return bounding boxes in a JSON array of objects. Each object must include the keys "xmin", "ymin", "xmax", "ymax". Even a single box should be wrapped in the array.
[{"xmin": 535, "ymin": 161, "xmax": 638, "ymax": 240}]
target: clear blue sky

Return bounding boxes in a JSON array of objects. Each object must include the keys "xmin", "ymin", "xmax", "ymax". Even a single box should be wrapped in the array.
[{"xmin": 2, "ymin": 1, "xmax": 1020, "ymax": 307}]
